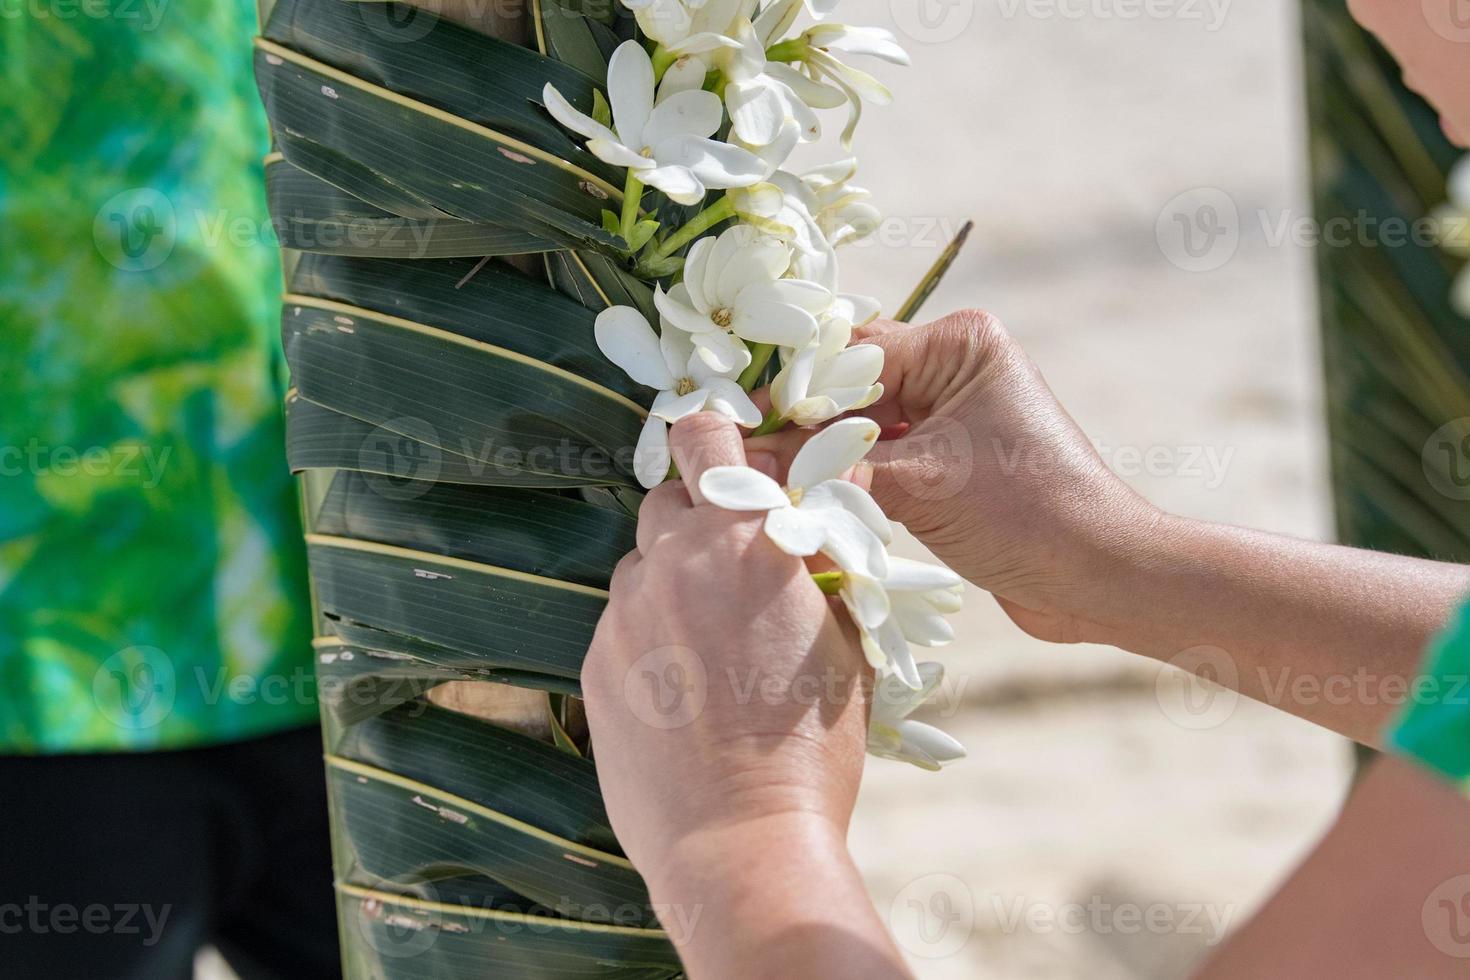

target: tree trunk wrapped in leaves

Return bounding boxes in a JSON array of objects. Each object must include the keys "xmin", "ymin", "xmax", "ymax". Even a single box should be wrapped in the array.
[
  {"xmin": 1301, "ymin": 0, "xmax": 1470, "ymax": 559},
  {"xmin": 254, "ymin": 1, "xmax": 683, "ymax": 974}
]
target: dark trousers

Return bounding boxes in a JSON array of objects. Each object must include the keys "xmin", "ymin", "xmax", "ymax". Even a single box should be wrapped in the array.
[{"xmin": 0, "ymin": 726, "xmax": 340, "ymax": 979}]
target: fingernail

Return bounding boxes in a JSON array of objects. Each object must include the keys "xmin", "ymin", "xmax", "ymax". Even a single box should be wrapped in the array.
[
  {"xmin": 850, "ymin": 460, "xmax": 874, "ymax": 490},
  {"xmin": 747, "ymin": 450, "xmax": 779, "ymax": 479}
]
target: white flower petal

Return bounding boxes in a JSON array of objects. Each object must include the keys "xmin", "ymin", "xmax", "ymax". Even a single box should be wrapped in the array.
[
  {"xmin": 701, "ymin": 466, "xmax": 790, "ymax": 511},
  {"xmin": 682, "ymin": 237, "xmax": 716, "ymax": 314},
  {"xmin": 650, "ymin": 387, "xmax": 711, "ymax": 424},
  {"xmin": 842, "ymin": 573, "xmax": 891, "ymax": 630},
  {"xmin": 726, "ymin": 79, "xmax": 788, "ymax": 146},
  {"xmin": 542, "ymin": 83, "xmax": 619, "ymax": 143},
  {"xmin": 692, "ymin": 327, "xmax": 753, "ymax": 375},
  {"xmin": 658, "ymin": 54, "xmax": 709, "ymax": 101},
  {"xmin": 587, "ymin": 139, "xmax": 657, "ymax": 170},
  {"xmin": 764, "ymin": 505, "xmax": 827, "ymax": 556},
  {"xmin": 895, "ymin": 719, "xmax": 967, "ymax": 767},
  {"xmin": 644, "ymin": 90, "xmax": 723, "ymax": 146},
  {"xmin": 634, "ymin": 415, "xmax": 671, "ymax": 489},
  {"xmin": 655, "ymin": 137, "xmax": 766, "ymax": 190},
  {"xmin": 812, "ymin": 505, "xmax": 888, "ymax": 579},
  {"xmin": 789, "ymin": 416, "xmax": 879, "ymax": 488},
  {"xmin": 884, "ymin": 556, "xmax": 963, "ymax": 592},
  {"xmin": 815, "ymin": 479, "xmax": 891, "ymax": 545},
  {"xmin": 700, "ymin": 377, "xmax": 763, "ymax": 428},
  {"xmin": 717, "ymin": 232, "xmax": 792, "ymax": 302},
  {"xmin": 729, "ymin": 299, "xmax": 817, "ymax": 347},
  {"xmin": 595, "ymin": 306, "xmax": 677, "ymax": 390},
  {"xmin": 642, "ymin": 164, "xmax": 706, "ymax": 205},
  {"xmin": 608, "ymin": 40, "xmax": 656, "ymax": 149}
]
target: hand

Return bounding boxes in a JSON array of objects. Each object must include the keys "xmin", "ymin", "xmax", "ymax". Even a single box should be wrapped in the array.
[
  {"xmin": 754, "ymin": 309, "xmax": 1162, "ymax": 645},
  {"xmin": 581, "ymin": 412, "xmax": 910, "ymax": 978}
]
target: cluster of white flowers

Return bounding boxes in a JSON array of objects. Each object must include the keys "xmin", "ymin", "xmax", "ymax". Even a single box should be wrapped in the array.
[
  {"xmin": 547, "ymin": 0, "xmax": 962, "ymax": 769},
  {"xmin": 1434, "ymin": 156, "xmax": 1470, "ymax": 316}
]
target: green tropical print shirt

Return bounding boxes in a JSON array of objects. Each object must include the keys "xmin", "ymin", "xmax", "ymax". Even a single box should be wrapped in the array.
[
  {"xmin": 1389, "ymin": 598, "xmax": 1470, "ymax": 795},
  {"xmin": 0, "ymin": 0, "xmax": 315, "ymax": 752}
]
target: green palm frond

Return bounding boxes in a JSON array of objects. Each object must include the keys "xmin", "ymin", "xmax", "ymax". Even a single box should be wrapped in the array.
[
  {"xmin": 1303, "ymin": 0, "xmax": 1470, "ymax": 559},
  {"xmin": 255, "ymin": 0, "xmax": 685, "ymax": 974}
]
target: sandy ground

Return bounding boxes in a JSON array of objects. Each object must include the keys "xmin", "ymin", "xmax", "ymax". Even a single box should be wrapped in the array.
[{"xmin": 205, "ymin": 2, "xmax": 1353, "ymax": 976}]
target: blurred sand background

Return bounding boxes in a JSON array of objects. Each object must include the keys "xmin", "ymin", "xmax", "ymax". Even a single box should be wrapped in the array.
[{"xmin": 205, "ymin": 1, "xmax": 1354, "ymax": 976}]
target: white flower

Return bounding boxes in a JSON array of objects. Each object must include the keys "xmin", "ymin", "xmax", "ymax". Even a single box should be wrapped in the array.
[
  {"xmin": 770, "ymin": 309, "xmax": 883, "ymax": 426},
  {"xmin": 698, "ymin": 417, "xmax": 891, "ymax": 577},
  {"xmin": 622, "ymin": 0, "xmax": 752, "ymax": 49},
  {"xmin": 654, "ymin": 224, "xmax": 828, "ymax": 373},
  {"xmin": 596, "ymin": 305, "xmax": 762, "ymax": 488},
  {"xmin": 800, "ymin": 158, "xmax": 881, "ymax": 247},
  {"xmin": 543, "ymin": 40, "xmax": 764, "ymax": 205},
  {"xmin": 840, "ymin": 557, "xmax": 963, "ymax": 689},
  {"xmin": 785, "ymin": 23, "xmax": 910, "ymax": 146},
  {"xmin": 867, "ymin": 663, "xmax": 967, "ymax": 771},
  {"xmin": 719, "ymin": 19, "xmax": 844, "ymax": 148}
]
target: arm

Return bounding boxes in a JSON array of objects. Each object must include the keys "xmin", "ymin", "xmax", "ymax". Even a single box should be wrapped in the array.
[
  {"xmin": 751, "ymin": 310, "xmax": 1470, "ymax": 747},
  {"xmin": 580, "ymin": 413, "xmax": 912, "ymax": 980},
  {"xmin": 1193, "ymin": 754, "xmax": 1470, "ymax": 979}
]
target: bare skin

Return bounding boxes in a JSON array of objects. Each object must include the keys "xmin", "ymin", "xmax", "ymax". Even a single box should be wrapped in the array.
[
  {"xmin": 751, "ymin": 311, "xmax": 1470, "ymax": 748},
  {"xmin": 581, "ymin": 414, "xmax": 911, "ymax": 980}
]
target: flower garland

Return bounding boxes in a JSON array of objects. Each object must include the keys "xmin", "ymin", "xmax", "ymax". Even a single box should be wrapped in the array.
[{"xmin": 545, "ymin": 0, "xmax": 965, "ymax": 770}]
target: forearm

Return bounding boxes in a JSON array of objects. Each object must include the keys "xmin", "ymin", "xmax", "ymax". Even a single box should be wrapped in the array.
[
  {"xmin": 645, "ymin": 814, "xmax": 913, "ymax": 980},
  {"xmin": 1095, "ymin": 514, "xmax": 1470, "ymax": 745}
]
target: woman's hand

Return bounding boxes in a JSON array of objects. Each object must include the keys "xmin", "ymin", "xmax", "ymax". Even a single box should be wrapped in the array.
[
  {"xmin": 754, "ymin": 309, "xmax": 1163, "ymax": 645},
  {"xmin": 581, "ymin": 412, "xmax": 911, "ymax": 979}
]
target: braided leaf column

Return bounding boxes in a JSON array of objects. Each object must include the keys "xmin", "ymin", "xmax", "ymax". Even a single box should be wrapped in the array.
[
  {"xmin": 1302, "ymin": 0, "xmax": 1470, "ymax": 559},
  {"xmin": 254, "ymin": 1, "xmax": 682, "ymax": 974}
]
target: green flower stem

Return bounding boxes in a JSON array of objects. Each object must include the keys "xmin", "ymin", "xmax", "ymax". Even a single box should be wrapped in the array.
[
  {"xmin": 811, "ymin": 571, "xmax": 845, "ymax": 595},
  {"xmin": 765, "ymin": 38, "xmax": 808, "ymax": 63},
  {"xmin": 749, "ymin": 408, "xmax": 787, "ymax": 438},
  {"xmin": 651, "ymin": 45, "xmax": 676, "ymax": 83},
  {"xmin": 737, "ymin": 343, "xmax": 776, "ymax": 390},
  {"xmin": 644, "ymin": 196, "xmax": 735, "ymax": 266},
  {"xmin": 620, "ymin": 170, "xmax": 645, "ymax": 248}
]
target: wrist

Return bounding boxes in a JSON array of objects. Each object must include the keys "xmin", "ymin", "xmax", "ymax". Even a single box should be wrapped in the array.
[{"xmin": 643, "ymin": 812, "xmax": 878, "ymax": 971}]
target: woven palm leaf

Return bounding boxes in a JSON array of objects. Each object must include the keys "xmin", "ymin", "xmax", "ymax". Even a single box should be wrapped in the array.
[{"xmin": 254, "ymin": 0, "xmax": 686, "ymax": 974}]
